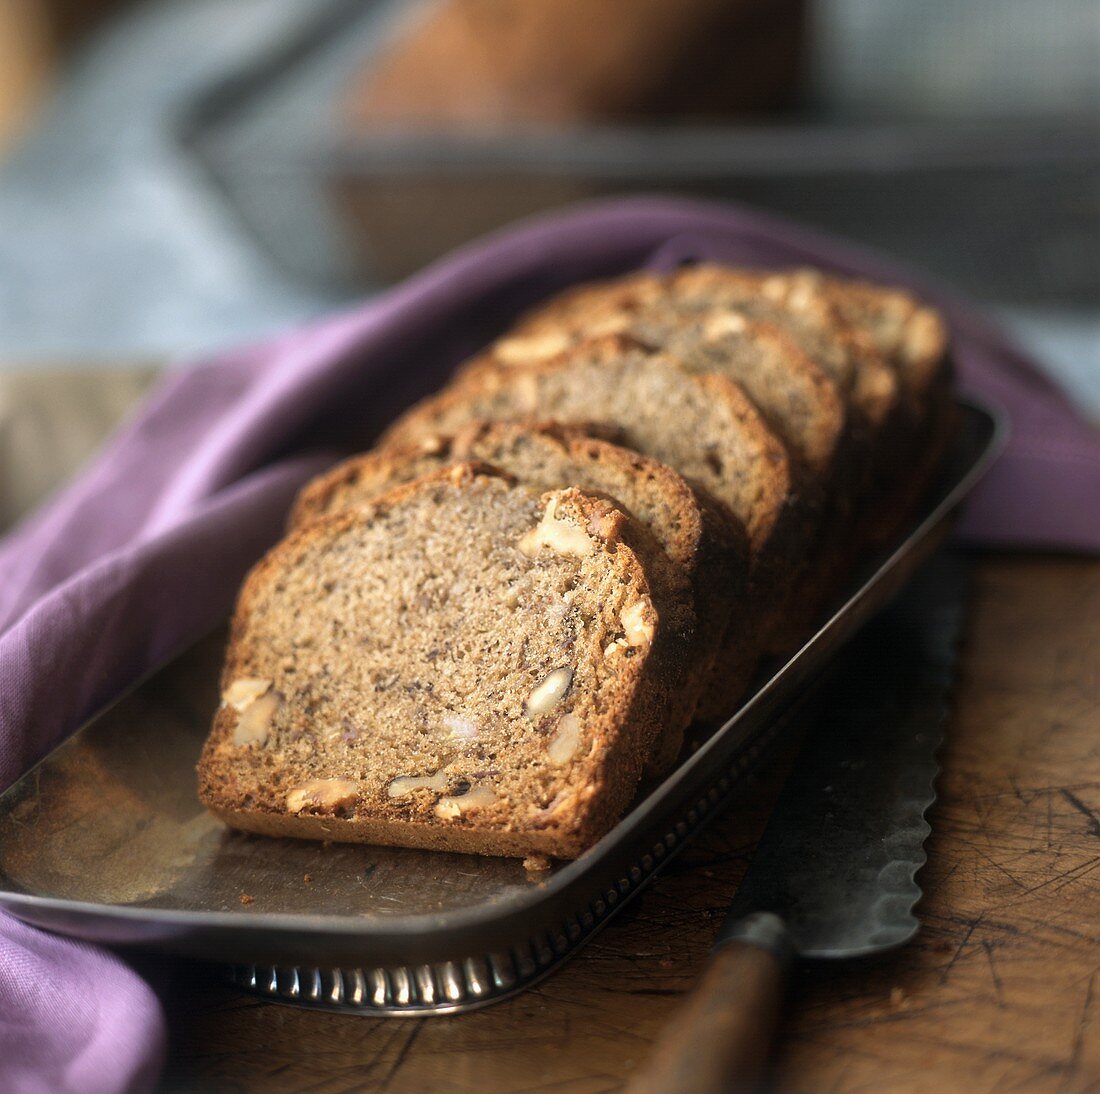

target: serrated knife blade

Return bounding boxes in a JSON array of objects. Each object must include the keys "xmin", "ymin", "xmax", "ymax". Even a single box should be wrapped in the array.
[
  {"xmin": 630, "ymin": 552, "xmax": 968, "ymax": 1094},
  {"xmin": 721, "ymin": 551, "xmax": 964, "ymax": 958}
]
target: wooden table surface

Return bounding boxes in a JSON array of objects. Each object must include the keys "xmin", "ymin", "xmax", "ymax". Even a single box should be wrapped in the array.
[{"xmin": 2, "ymin": 371, "xmax": 1098, "ymax": 1092}]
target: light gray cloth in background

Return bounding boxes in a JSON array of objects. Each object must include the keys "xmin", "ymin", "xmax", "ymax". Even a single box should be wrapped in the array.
[{"xmin": 0, "ymin": 0, "xmax": 337, "ymax": 361}]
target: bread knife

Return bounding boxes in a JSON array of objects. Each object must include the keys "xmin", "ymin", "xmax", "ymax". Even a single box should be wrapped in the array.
[{"xmin": 629, "ymin": 552, "xmax": 968, "ymax": 1093}]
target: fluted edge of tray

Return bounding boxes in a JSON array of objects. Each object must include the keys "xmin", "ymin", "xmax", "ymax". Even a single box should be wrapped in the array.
[{"xmin": 228, "ymin": 727, "xmax": 776, "ymax": 1015}]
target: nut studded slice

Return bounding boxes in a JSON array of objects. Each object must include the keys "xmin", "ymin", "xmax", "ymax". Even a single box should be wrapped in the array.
[
  {"xmin": 199, "ymin": 466, "xmax": 671, "ymax": 859},
  {"xmin": 290, "ymin": 421, "xmax": 748, "ymax": 767},
  {"xmin": 511, "ymin": 265, "xmax": 899, "ymax": 453},
  {"xmin": 481, "ymin": 300, "xmax": 846, "ymax": 480}
]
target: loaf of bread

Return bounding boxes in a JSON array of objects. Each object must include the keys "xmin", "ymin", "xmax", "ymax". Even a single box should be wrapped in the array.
[
  {"xmin": 199, "ymin": 263, "xmax": 953, "ymax": 859},
  {"xmin": 199, "ymin": 465, "xmax": 673, "ymax": 858},
  {"xmin": 343, "ymin": 0, "xmax": 806, "ymax": 132}
]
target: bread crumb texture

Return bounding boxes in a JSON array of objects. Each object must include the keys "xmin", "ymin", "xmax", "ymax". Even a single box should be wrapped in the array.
[{"xmin": 199, "ymin": 467, "xmax": 663, "ymax": 858}]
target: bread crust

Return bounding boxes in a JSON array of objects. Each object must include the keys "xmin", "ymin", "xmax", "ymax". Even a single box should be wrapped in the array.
[{"xmin": 199, "ymin": 464, "xmax": 672, "ymax": 858}]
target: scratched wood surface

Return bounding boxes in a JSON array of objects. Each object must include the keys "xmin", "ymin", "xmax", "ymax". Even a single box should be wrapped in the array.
[{"xmin": 2, "ymin": 372, "xmax": 1097, "ymax": 1092}]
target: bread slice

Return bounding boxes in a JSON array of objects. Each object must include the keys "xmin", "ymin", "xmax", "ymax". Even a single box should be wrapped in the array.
[
  {"xmin": 497, "ymin": 263, "xmax": 892, "ymax": 512},
  {"xmin": 290, "ymin": 421, "xmax": 747, "ymax": 766},
  {"xmin": 510, "ymin": 266, "xmax": 898, "ymax": 460},
  {"xmin": 199, "ymin": 465, "xmax": 671, "ymax": 859},
  {"xmin": 488, "ymin": 297, "xmax": 846, "ymax": 478},
  {"xmin": 636, "ymin": 266, "xmax": 901, "ymax": 436}
]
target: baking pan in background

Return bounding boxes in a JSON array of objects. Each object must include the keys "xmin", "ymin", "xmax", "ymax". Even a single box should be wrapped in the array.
[{"xmin": 176, "ymin": 1, "xmax": 1099, "ymax": 304}]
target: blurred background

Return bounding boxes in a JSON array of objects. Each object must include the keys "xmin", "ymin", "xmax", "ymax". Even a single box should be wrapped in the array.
[{"xmin": 0, "ymin": 0, "xmax": 1096, "ymax": 522}]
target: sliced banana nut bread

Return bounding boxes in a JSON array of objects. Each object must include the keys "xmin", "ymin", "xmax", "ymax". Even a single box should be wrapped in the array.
[{"xmin": 199, "ymin": 465, "xmax": 671, "ymax": 859}]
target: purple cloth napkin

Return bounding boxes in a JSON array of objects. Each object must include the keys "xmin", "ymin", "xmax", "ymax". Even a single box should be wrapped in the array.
[{"xmin": 1, "ymin": 197, "xmax": 1097, "ymax": 1092}]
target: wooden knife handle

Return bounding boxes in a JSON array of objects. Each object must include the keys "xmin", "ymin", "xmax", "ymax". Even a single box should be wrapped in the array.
[{"xmin": 627, "ymin": 913, "xmax": 793, "ymax": 1094}]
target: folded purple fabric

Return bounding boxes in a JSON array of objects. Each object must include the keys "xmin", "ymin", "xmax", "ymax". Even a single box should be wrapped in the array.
[{"xmin": 0, "ymin": 197, "xmax": 1096, "ymax": 1092}]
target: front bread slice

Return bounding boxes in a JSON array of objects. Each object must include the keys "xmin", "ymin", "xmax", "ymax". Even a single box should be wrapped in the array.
[{"xmin": 198, "ymin": 465, "xmax": 666, "ymax": 859}]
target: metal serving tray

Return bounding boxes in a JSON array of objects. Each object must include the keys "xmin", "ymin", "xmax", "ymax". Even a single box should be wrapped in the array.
[{"xmin": 0, "ymin": 401, "xmax": 1003, "ymax": 1015}]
